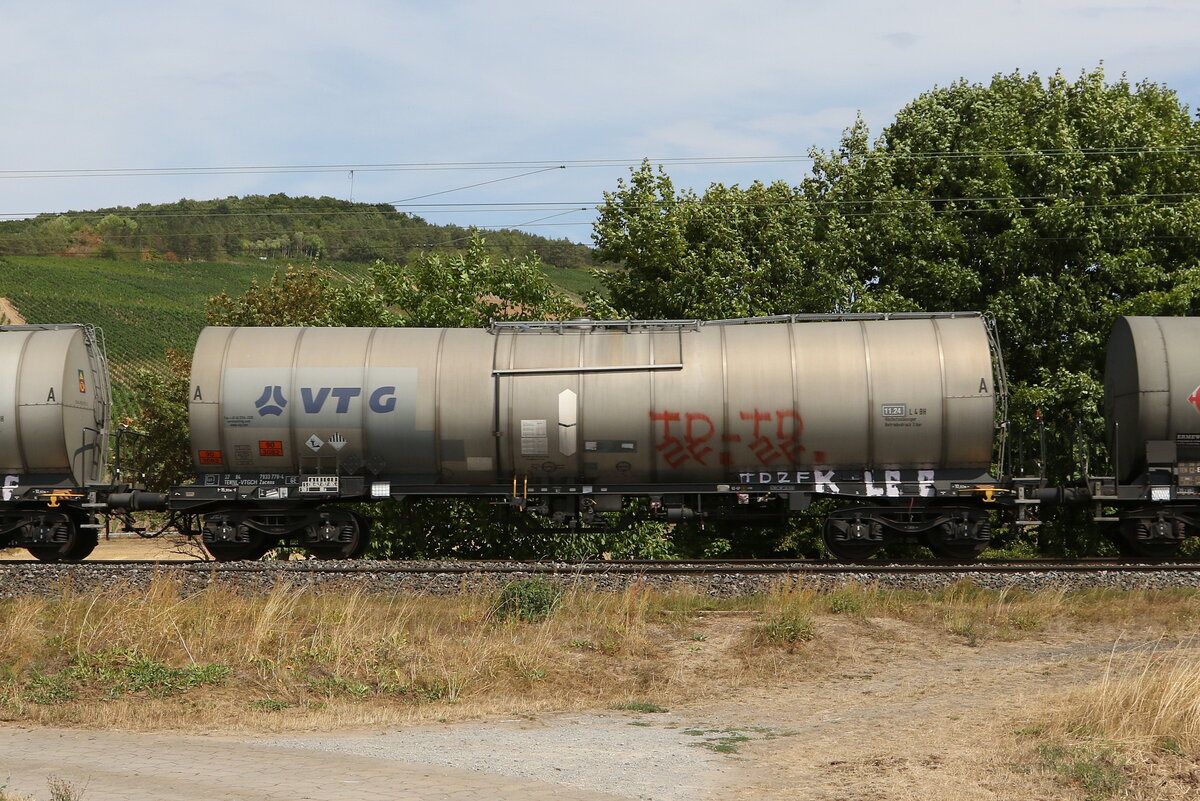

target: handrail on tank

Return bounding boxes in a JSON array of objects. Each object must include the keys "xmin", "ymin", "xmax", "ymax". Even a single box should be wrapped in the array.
[
  {"xmin": 488, "ymin": 311, "xmax": 984, "ymax": 334},
  {"xmin": 982, "ymin": 314, "xmax": 1011, "ymax": 479},
  {"xmin": 489, "ymin": 319, "xmax": 701, "ymax": 334}
]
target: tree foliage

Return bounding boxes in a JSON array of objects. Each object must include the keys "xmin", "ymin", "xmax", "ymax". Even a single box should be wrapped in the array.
[
  {"xmin": 0, "ymin": 194, "xmax": 605, "ymax": 269},
  {"xmin": 371, "ymin": 233, "xmax": 580, "ymax": 326},
  {"xmin": 806, "ymin": 68, "xmax": 1200, "ymax": 484},
  {"xmin": 591, "ymin": 162, "xmax": 907, "ymax": 318}
]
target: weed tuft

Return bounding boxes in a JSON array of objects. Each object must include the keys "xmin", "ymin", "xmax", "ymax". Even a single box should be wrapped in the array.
[
  {"xmin": 759, "ymin": 612, "xmax": 816, "ymax": 646},
  {"xmin": 492, "ymin": 579, "xmax": 562, "ymax": 623},
  {"xmin": 612, "ymin": 701, "xmax": 668, "ymax": 713}
]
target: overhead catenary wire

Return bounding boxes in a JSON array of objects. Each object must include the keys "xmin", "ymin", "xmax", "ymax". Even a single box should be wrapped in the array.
[{"xmin": 3, "ymin": 145, "xmax": 1200, "ymax": 179}]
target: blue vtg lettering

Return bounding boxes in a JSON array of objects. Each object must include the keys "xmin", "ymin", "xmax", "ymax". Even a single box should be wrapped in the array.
[{"xmin": 301, "ymin": 385, "xmax": 397, "ymax": 414}]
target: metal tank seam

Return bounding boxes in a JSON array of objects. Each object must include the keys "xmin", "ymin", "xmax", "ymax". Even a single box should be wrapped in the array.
[
  {"xmin": 649, "ymin": 330, "xmax": 658, "ymax": 485},
  {"xmin": 787, "ymin": 321, "xmax": 800, "ymax": 470},
  {"xmin": 575, "ymin": 327, "xmax": 584, "ymax": 480},
  {"xmin": 363, "ymin": 328, "xmax": 380, "ymax": 474},
  {"xmin": 289, "ymin": 328, "xmax": 307, "ymax": 475},
  {"xmin": 435, "ymin": 327, "xmax": 448, "ymax": 480},
  {"xmin": 214, "ymin": 328, "xmax": 236, "ymax": 477},
  {"xmin": 13, "ymin": 331, "xmax": 31, "ymax": 475},
  {"xmin": 1153, "ymin": 317, "xmax": 1171, "ymax": 438},
  {"xmin": 932, "ymin": 318, "xmax": 948, "ymax": 469},
  {"xmin": 720, "ymin": 324, "xmax": 730, "ymax": 478},
  {"xmin": 860, "ymin": 321, "xmax": 874, "ymax": 470}
]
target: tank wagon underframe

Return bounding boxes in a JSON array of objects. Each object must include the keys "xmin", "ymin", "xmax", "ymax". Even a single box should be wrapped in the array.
[{"xmin": 168, "ymin": 468, "xmax": 1014, "ymax": 561}]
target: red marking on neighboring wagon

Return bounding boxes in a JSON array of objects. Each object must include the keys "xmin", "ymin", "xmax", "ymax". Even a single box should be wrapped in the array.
[{"xmin": 198, "ymin": 450, "xmax": 224, "ymax": 465}]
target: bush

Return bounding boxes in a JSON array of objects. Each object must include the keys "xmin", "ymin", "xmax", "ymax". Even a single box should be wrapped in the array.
[{"xmin": 493, "ymin": 579, "xmax": 562, "ymax": 623}]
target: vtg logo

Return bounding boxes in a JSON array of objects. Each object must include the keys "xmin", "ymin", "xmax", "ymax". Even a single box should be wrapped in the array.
[
  {"xmin": 254, "ymin": 386, "xmax": 287, "ymax": 416},
  {"xmin": 254, "ymin": 385, "xmax": 398, "ymax": 416}
]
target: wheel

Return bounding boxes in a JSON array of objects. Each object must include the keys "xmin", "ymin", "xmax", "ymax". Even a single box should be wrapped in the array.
[
  {"xmin": 822, "ymin": 518, "xmax": 882, "ymax": 562},
  {"xmin": 25, "ymin": 515, "xmax": 98, "ymax": 562},
  {"xmin": 306, "ymin": 511, "xmax": 370, "ymax": 560},
  {"xmin": 203, "ymin": 518, "xmax": 273, "ymax": 562},
  {"xmin": 1114, "ymin": 519, "xmax": 1183, "ymax": 560},
  {"xmin": 925, "ymin": 520, "xmax": 990, "ymax": 561}
]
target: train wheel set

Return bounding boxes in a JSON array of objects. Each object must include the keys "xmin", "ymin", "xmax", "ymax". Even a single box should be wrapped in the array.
[{"xmin": 2, "ymin": 314, "xmax": 1198, "ymax": 562}]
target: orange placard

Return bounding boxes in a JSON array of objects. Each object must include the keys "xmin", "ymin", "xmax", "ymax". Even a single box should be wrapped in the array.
[
  {"xmin": 198, "ymin": 450, "xmax": 224, "ymax": 465},
  {"xmin": 259, "ymin": 441, "xmax": 284, "ymax": 457}
]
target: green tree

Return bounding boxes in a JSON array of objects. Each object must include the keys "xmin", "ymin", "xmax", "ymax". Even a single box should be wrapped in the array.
[
  {"xmin": 591, "ymin": 160, "xmax": 907, "ymax": 319},
  {"xmin": 371, "ymin": 232, "xmax": 579, "ymax": 326},
  {"xmin": 807, "ymin": 68, "xmax": 1200, "ymax": 492},
  {"xmin": 120, "ymin": 351, "xmax": 193, "ymax": 491}
]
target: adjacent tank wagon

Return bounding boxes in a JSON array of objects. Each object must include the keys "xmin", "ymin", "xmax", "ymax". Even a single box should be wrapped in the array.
[
  {"xmin": 1085, "ymin": 316, "xmax": 1200, "ymax": 556},
  {"xmin": 0, "ymin": 325, "xmax": 112, "ymax": 560},
  {"xmin": 175, "ymin": 313, "xmax": 1014, "ymax": 560}
]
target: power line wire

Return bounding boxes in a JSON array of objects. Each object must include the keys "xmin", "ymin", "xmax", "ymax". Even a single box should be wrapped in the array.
[{"xmin": 3, "ymin": 146, "xmax": 1200, "ymax": 179}]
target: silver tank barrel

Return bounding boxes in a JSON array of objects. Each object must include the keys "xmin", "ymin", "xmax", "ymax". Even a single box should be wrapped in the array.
[
  {"xmin": 0, "ymin": 324, "xmax": 111, "ymax": 487},
  {"xmin": 189, "ymin": 315, "xmax": 998, "ymax": 484},
  {"xmin": 1105, "ymin": 316, "xmax": 1200, "ymax": 482}
]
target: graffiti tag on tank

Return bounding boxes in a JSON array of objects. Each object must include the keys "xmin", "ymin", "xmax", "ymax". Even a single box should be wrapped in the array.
[{"xmin": 650, "ymin": 409, "xmax": 815, "ymax": 468}]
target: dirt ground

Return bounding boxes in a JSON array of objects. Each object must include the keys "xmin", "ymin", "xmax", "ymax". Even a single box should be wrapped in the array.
[
  {"xmin": 0, "ymin": 297, "xmax": 26, "ymax": 325},
  {"xmin": 258, "ymin": 616, "xmax": 1145, "ymax": 801},
  {"xmin": 0, "ymin": 532, "xmax": 202, "ymax": 561},
  {"xmin": 697, "ymin": 618, "xmax": 1122, "ymax": 800}
]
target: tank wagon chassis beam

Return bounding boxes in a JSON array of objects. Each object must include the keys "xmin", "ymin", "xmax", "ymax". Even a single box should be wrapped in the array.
[{"xmin": 166, "ymin": 474, "xmax": 1015, "ymax": 561}]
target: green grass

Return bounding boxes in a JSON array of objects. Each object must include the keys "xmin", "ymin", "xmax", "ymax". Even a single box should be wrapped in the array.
[
  {"xmin": 0, "ymin": 256, "xmax": 282, "ymax": 414},
  {"xmin": 538, "ymin": 264, "xmax": 604, "ymax": 299}
]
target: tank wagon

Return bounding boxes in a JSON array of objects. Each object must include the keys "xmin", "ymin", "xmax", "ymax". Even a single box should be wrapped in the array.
[
  {"xmin": 0, "ymin": 324, "xmax": 162, "ymax": 561},
  {"xmin": 1067, "ymin": 316, "xmax": 1200, "ymax": 557},
  {"xmin": 173, "ymin": 313, "xmax": 1016, "ymax": 560}
]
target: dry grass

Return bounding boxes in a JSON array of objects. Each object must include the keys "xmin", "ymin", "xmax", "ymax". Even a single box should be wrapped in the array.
[
  {"xmin": 0, "ymin": 577, "xmax": 803, "ymax": 731},
  {"xmin": 3, "ymin": 576, "xmax": 1200, "ymax": 757},
  {"xmin": 1018, "ymin": 640, "xmax": 1200, "ymax": 799}
]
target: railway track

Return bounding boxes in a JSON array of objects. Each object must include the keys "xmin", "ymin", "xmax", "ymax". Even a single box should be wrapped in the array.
[
  {"xmin": 4, "ymin": 558, "xmax": 1200, "ymax": 600},
  {"xmin": 1, "ymin": 556, "xmax": 1199, "ymax": 574}
]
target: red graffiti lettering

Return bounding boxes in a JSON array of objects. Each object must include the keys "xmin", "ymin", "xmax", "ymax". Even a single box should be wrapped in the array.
[
  {"xmin": 650, "ymin": 410, "xmax": 714, "ymax": 467},
  {"xmin": 650, "ymin": 408, "xmax": 808, "ymax": 468},
  {"xmin": 774, "ymin": 409, "xmax": 806, "ymax": 462}
]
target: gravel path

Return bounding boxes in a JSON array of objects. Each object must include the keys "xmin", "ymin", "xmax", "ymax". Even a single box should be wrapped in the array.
[{"xmin": 259, "ymin": 711, "xmax": 734, "ymax": 801}]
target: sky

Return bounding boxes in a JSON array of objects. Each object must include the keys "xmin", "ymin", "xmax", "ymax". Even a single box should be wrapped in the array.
[{"xmin": 3, "ymin": 0, "xmax": 1199, "ymax": 245}]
